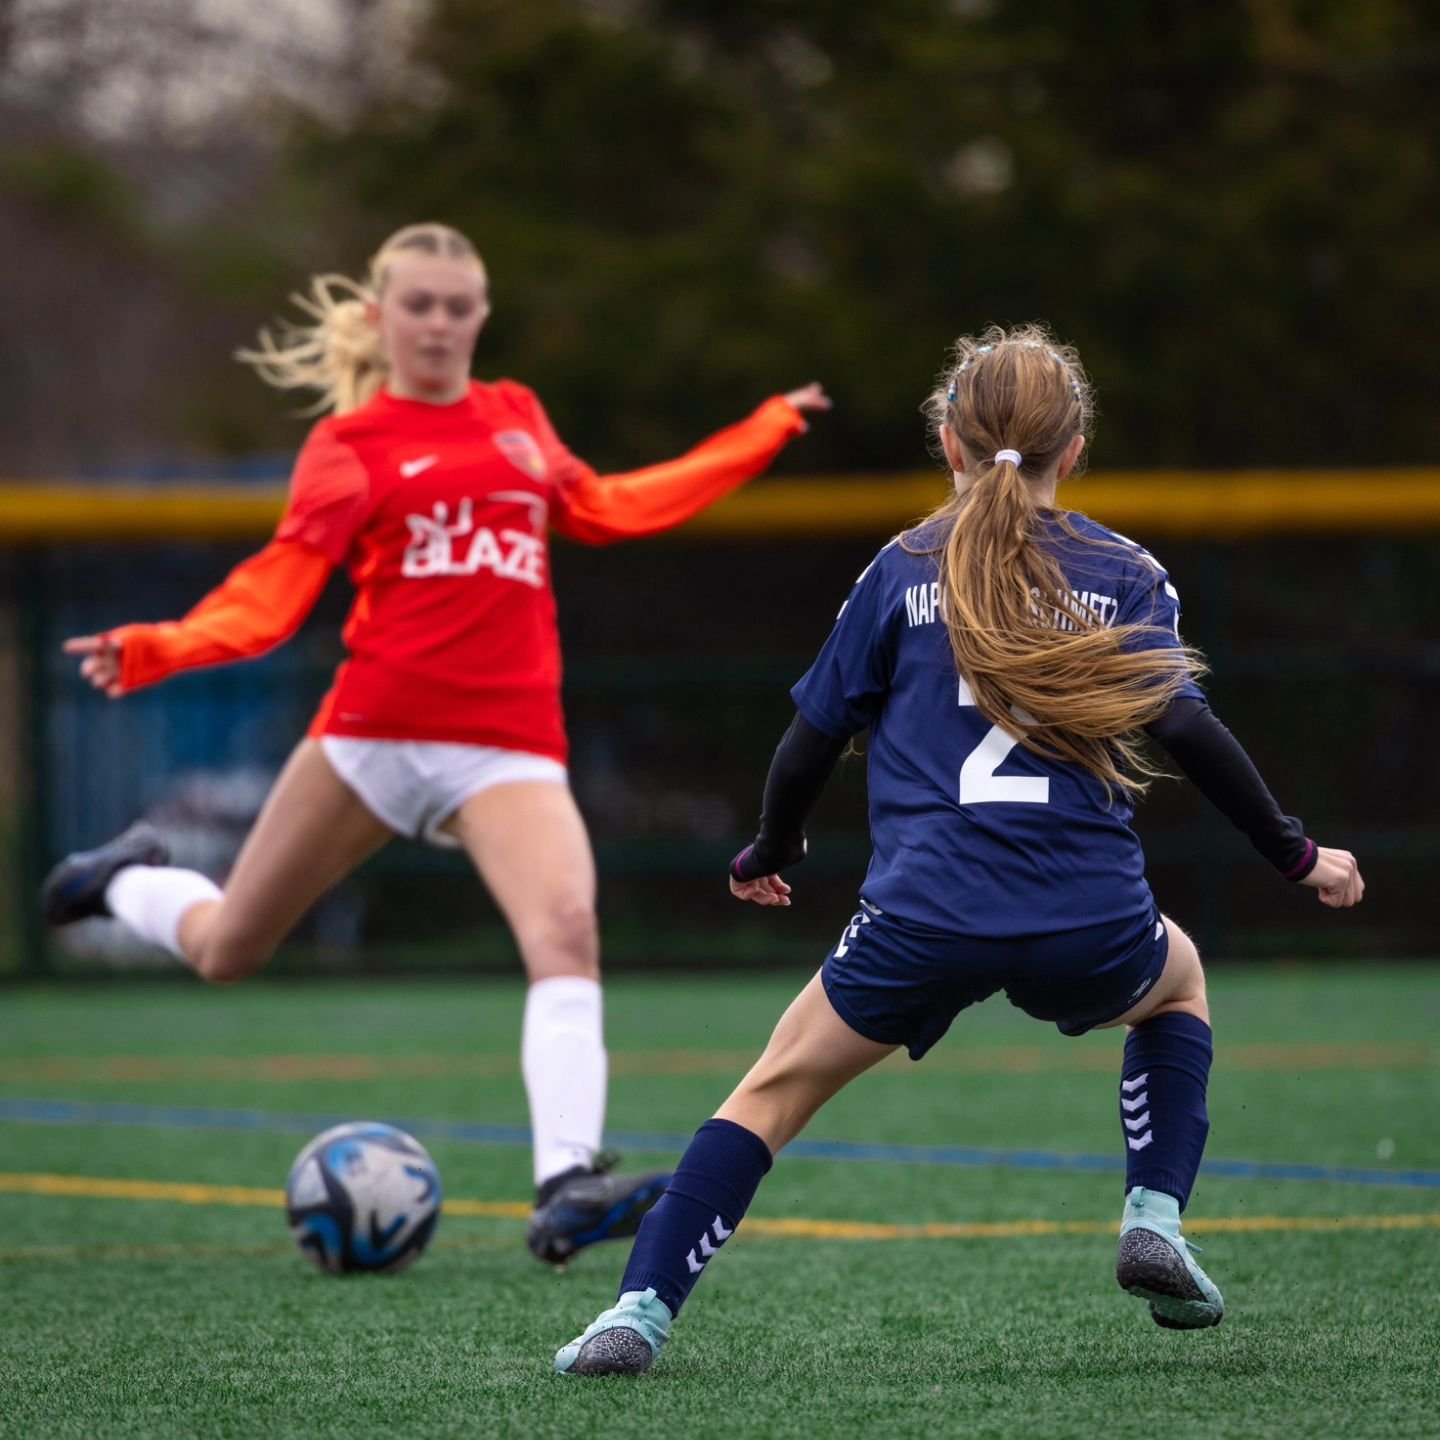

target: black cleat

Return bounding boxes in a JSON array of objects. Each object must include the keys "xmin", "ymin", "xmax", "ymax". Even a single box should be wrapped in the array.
[
  {"xmin": 527, "ymin": 1153, "xmax": 670, "ymax": 1267},
  {"xmin": 40, "ymin": 822, "xmax": 170, "ymax": 927}
]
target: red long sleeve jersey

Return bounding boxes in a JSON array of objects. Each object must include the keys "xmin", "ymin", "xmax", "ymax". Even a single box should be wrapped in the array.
[{"xmin": 112, "ymin": 381, "xmax": 806, "ymax": 762}]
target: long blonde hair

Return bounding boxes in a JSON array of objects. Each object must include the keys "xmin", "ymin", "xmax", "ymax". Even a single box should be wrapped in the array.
[
  {"xmin": 237, "ymin": 223, "xmax": 487, "ymax": 415},
  {"xmin": 905, "ymin": 323, "xmax": 1204, "ymax": 798}
]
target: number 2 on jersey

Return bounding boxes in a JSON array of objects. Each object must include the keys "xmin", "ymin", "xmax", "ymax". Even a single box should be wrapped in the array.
[{"xmin": 957, "ymin": 678, "xmax": 1050, "ymax": 805}]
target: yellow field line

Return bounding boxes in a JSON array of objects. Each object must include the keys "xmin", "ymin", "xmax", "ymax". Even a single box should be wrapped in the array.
[
  {"xmin": 0, "ymin": 1173, "xmax": 288, "ymax": 1207},
  {"xmin": 0, "ymin": 1172, "xmax": 529, "ymax": 1219},
  {"xmin": 1, "ymin": 1172, "xmax": 1435, "ymax": 1246},
  {"xmin": 2, "ymin": 1040, "xmax": 1432, "ymax": 1086}
]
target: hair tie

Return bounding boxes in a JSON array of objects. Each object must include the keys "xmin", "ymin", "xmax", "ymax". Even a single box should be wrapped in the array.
[{"xmin": 993, "ymin": 449, "xmax": 1022, "ymax": 467}]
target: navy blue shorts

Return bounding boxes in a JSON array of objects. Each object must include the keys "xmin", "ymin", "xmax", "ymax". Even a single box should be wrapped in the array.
[{"xmin": 820, "ymin": 900, "xmax": 1169, "ymax": 1060}]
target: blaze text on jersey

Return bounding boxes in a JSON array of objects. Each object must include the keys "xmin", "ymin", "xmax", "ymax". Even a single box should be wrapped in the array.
[{"xmin": 402, "ymin": 498, "xmax": 546, "ymax": 587}]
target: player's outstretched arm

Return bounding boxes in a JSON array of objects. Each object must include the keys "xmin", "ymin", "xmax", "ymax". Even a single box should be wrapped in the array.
[
  {"xmin": 1145, "ymin": 695, "xmax": 1364, "ymax": 907},
  {"xmin": 552, "ymin": 385, "xmax": 831, "ymax": 545},
  {"xmin": 66, "ymin": 539, "xmax": 334, "ymax": 698},
  {"xmin": 68, "ymin": 417, "xmax": 366, "ymax": 698},
  {"xmin": 729, "ymin": 711, "xmax": 848, "ymax": 907}
]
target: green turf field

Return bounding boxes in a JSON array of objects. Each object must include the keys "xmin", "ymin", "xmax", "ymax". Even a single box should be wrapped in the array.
[{"xmin": 1, "ymin": 965, "xmax": 1436, "ymax": 1439}]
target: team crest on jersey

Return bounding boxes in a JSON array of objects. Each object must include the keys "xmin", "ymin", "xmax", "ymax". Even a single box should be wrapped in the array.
[{"xmin": 494, "ymin": 430, "xmax": 547, "ymax": 480}]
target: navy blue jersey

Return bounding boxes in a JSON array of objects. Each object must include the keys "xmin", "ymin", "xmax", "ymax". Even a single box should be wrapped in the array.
[{"xmin": 791, "ymin": 511, "xmax": 1204, "ymax": 937}]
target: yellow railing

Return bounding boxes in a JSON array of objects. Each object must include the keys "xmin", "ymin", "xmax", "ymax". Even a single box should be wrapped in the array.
[{"xmin": 1, "ymin": 469, "xmax": 1438, "ymax": 541}]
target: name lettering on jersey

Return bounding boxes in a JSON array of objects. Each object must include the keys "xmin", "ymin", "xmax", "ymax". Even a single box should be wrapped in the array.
[
  {"xmin": 402, "ymin": 498, "xmax": 546, "ymax": 587},
  {"xmin": 1029, "ymin": 587, "xmax": 1118, "ymax": 633},
  {"xmin": 905, "ymin": 580, "xmax": 943, "ymax": 627}
]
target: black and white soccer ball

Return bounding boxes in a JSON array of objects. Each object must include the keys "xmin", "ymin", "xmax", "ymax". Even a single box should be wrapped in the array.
[{"xmin": 285, "ymin": 1122, "xmax": 442, "ymax": 1275}]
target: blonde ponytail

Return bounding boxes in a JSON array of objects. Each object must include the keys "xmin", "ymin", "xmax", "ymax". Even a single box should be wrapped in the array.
[
  {"xmin": 236, "ymin": 274, "xmax": 385, "ymax": 416},
  {"xmin": 907, "ymin": 324, "xmax": 1204, "ymax": 800},
  {"xmin": 237, "ymin": 222, "xmax": 486, "ymax": 416}
]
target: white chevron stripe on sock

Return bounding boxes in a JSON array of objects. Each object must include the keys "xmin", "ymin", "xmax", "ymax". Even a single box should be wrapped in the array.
[
  {"xmin": 1124, "ymin": 1112, "xmax": 1152, "ymax": 1133},
  {"xmin": 712, "ymin": 1216, "xmax": 733, "ymax": 1241},
  {"xmin": 1121, "ymin": 1074, "xmax": 1149, "ymax": 1093},
  {"xmin": 1127, "ymin": 1132, "xmax": 1154, "ymax": 1151},
  {"xmin": 698, "ymin": 1233, "xmax": 718, "ymax": 1258},
  {"xmin": 686, "ymin": 1248, "xmax": 705, "ymax": 1274},
  {"xmin": 1122, "ymin": 1094, "xmax": 1148, "ymax": 1113}
]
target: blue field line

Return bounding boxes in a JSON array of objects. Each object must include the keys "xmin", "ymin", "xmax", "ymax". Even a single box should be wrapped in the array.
[{"xmin": 2, "ymin": 1096, "xmax": 1437, "ymax": 1190}]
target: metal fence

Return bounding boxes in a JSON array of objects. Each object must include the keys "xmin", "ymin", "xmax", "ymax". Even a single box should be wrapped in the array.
[{"xmin": 2, "ymin": 471, "xmax": 1436, "ymax": 975}]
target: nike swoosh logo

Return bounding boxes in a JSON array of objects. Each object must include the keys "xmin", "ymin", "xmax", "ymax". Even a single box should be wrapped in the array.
[{"xmin": 400, "ymin": 455, "xmax": 439, "ymax": 478}]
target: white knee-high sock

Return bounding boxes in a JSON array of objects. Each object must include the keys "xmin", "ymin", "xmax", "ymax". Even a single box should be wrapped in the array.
[
  {"xmin": 522, "ymin": 976, "xmax": 607, "ymax": 1189},
  {"xmin": 104, "ymin": 866, "xmax": 223, "ymax": 959}
]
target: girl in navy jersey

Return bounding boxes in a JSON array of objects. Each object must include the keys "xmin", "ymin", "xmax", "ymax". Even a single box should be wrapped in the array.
[
  {"xmin": 555, "ymin": 323, "xmax": 1363, "ymax": 1375},
  {"xmin": 41, "ymin": 222, "xmax": 831, "ymax": 1265}
]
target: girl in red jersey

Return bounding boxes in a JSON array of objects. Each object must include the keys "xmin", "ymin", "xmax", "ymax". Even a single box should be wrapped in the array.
[{"xmin": 42, "ymin": 222, "xmax": 831, "ymax": 1264}]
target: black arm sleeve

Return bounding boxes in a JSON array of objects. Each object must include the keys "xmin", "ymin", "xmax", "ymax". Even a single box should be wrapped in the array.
[
  {"xmin": 731, "ymin": 712, "xmax": 848, "ymax": 881},
  {"xmin": 1145, "ymin": 696, "xmax": 1317, "ymax": 880}
]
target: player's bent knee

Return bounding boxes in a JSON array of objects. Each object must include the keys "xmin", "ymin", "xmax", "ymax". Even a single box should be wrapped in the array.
[
  {"xmin": 521, "ymin": 900, "xmax": 599, "ymax": 979},
  {"xmin": 546, "ymin": 900, "xmax": 598, "ymax": 962},
  {"xmin": 191, "ymin": 931, "xmax": 276, "ymax": 985}
]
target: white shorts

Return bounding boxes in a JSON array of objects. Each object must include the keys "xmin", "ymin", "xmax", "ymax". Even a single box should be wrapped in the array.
[{"xmin": 319, "ymin": 736, "xmax": 568, "ymax": 849}]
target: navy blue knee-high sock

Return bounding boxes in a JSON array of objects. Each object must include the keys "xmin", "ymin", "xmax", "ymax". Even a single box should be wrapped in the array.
[
  {"xmin": 1120, "ymin": 1013, "xmax": 1213, "ymax": 1209},
  {"xmin": 618, "ymin": 1118, "xmax": 773, "ymax": 1315}
]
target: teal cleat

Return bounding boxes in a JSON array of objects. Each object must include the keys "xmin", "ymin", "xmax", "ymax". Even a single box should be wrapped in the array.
[
  {"xmin": 1116, "ymin": 1187, "xmax": 1225, "ymax": 1330},
  {"xmin": 554, "ymin": 1288, "xmax": 673, "ymax": 1377}
]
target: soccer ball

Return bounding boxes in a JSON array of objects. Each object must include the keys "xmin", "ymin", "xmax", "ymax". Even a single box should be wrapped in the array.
[{"xmin": 285, "ymin": 1122, "xmax": 442, "ymax": 1275}]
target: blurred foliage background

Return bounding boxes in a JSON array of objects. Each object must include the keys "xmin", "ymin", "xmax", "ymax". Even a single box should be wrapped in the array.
[{"xmin": 3, "ymin": 0, "xmax": 1437, "ymax": 473}]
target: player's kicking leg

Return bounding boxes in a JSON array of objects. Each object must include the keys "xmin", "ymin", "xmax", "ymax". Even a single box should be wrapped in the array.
[
  {"xmin": 1098, "ymin": 916, "xmax": 1223, "ymax": 1329},
  {"xmin": 555, "ymin": 972, "xmax": 895, "ymax": 1374},
  {"xmin": 41, "ymin": 740, "xmax": 391, "ymax": 980},
  {"xmin": 444, "ymin": 781, "xmax": 669, "ymax": 1266}
]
